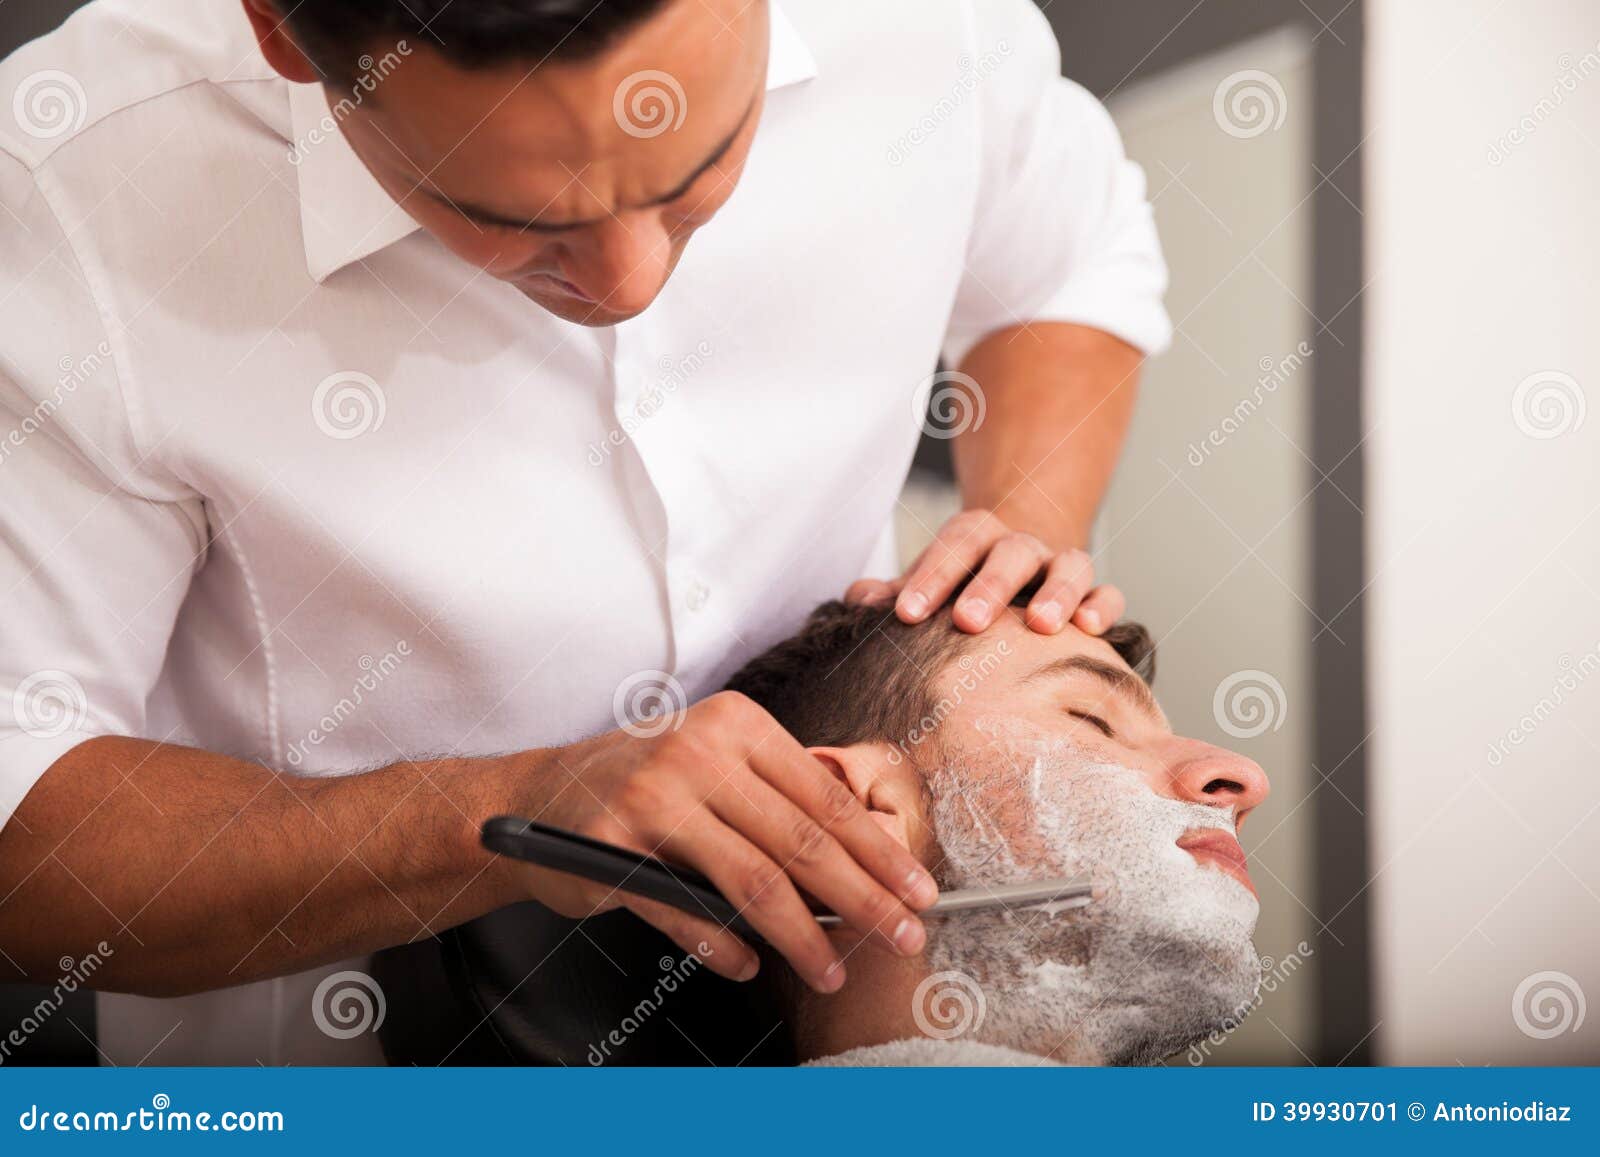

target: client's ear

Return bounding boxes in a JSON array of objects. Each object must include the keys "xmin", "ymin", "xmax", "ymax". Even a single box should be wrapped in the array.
[{"xmin": 808, "ymin": 743, "xmax": 932, "ymax": 862}]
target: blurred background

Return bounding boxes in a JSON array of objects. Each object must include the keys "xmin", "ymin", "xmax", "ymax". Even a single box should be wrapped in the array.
[{"xmin": 3, "ymin": 0, "xmax": 1597, "ymax": 1066}]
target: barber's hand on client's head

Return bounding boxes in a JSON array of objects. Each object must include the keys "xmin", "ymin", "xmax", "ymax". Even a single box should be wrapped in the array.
[
  {"xmin": 503, "ymin": 694, "xmax": 939, "ymax": 995},
  {"xmin": 844, "ymin": 508, "xmax": 1124, "ymax": 637}
]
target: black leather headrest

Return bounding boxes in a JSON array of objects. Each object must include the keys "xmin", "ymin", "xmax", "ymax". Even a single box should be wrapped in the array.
[{"xmin": 375, "ymin": 902, "xmax": 797, "ymax": 1066}]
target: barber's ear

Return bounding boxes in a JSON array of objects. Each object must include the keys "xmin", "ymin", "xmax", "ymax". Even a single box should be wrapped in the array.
[
  {"xmin": 241, "ymin": 0, "xmax": 323, "ymax": 84},
  {"xmin": 808, "ymin": 743, "xmax": 927, "ymax": 857}
]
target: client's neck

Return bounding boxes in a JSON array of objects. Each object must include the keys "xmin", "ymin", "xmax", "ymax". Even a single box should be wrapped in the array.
[
  {"xmin": 788, "ymin": 935, "xmax": 1099, "ymax": 1064},
  {"xmin": 791, "ymin": 944, "xmax": 924, "ymax": 1062}
]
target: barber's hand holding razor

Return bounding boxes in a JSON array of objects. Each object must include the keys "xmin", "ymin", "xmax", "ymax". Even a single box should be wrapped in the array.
[
  {"xmin": 507, "ymin": 692, "xmax": 938, "ymax": 992},
  {"xmin": 846, "ymin": 507, "xmax": 1125, "ymax": 637}
]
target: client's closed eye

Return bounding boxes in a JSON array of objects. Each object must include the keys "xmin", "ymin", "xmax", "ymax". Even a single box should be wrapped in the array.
[{"xmin": 1067, "ymin": 709, "xmax": 1116, "ymax": 739}]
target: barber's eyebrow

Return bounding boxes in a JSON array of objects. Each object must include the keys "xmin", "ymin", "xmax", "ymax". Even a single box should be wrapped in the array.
[
  {"xmin": 437, "ymin": 90, "xmax": 759, "ymax": 234},
  {"xmin": 1021, "ymin": 655, "xmax": 1161, "ymax": 721}
]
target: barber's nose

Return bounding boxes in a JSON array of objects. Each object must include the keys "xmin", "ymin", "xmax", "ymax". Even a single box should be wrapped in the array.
[
  {"xmin": 568, "ymin": 214, "xmax": 672, "ymax": 314},
  {"xmin": 1168, "ymin": 742, "xmax": 1270, "ymax": 821}
]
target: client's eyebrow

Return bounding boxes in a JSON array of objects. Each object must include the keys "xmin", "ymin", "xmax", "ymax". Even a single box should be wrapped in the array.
[{"xmin": 1021, "ymin": 655, "xmax": 1161, "ymax": 721}]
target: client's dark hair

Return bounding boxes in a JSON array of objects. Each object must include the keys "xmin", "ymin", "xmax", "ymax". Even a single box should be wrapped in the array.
[
  {"xmin": 724, "ymin": 590, "xmax": 1155, "ymax": 751},
  {"xmin": 284, "ymin": 0, "xmax": 671, "ymax": 80}
]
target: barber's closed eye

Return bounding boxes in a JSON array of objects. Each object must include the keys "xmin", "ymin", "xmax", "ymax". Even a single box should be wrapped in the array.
[{"xmin": 1067, "ymin": 709, "xmax": 1115, "ymax": 739}]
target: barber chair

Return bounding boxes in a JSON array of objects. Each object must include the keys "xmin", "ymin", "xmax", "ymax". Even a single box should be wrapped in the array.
[{"xmin": 373, "ymin": 902, "xmax": 797, "ymax": 1065}]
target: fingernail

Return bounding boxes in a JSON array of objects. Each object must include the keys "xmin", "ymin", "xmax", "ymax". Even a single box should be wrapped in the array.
[
  {"xmin": 736, "ymin": 957, "xmax": 759, "ymax": 982},
  {"xmin": 905, "ymin": 868, "xmax": 939, "ymax": 908},
  {"xmin": 819, "ymin": 960, "xmax": 847, "ymax": 992},
  {"xmin": 893, "ymin": 917, "xmax": 926, "ymax": 955},
  {"xmin": 963, "ymin": 597, "xmax": 989, "ymax": 621},
  {"xmin": 1035, "ymin": 600, "xmax": 1061, "ymax": 628},
  {"xmin": 1080, "ymin": 609, "xmax": 1102, "ymax": 632},
  {"xmin": 900, "ymin": 592, "xmax": 928, "ymax": 617}
]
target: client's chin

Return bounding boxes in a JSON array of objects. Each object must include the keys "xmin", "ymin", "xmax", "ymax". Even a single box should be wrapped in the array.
[{"xmin": 922, "ymin": 878, "xmax": 1263, "ymax": 1065}]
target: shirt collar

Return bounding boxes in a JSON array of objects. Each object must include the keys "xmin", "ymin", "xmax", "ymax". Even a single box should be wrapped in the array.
[{"xmin": 290, "ymin": 1, "xmax": 818, "ymax": 284}]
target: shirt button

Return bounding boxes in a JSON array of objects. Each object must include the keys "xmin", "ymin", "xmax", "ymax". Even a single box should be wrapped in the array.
[{"xmin": 686, "ymin": 580, "xmax": 711, "ymax": 612}]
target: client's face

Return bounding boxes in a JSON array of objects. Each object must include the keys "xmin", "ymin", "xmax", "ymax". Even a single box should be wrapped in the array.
[{"xmin": 887, "ymin": 611, "xmax": 1269, "ymax": 1064}]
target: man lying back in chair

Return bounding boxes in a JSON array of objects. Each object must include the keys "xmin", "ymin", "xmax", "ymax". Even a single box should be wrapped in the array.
[{"xmin": 721, "ymin": 593, "xmax": 1270, "ymax": 1065}]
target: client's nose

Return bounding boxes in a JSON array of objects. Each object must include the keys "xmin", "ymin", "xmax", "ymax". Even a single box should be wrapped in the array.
[{"xmin": 1167, "ymin": 741, "xmax": 1270, "ymax": 820}]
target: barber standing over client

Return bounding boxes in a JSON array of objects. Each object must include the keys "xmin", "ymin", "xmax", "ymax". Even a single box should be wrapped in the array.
[{"xmin": 0, "ymin": 0, "xmax": 1169, "ymax": 1064}]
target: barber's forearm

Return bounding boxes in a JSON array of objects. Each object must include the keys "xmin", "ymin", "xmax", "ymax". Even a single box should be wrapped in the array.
[
  {"xmin": 0, "ymin": 736, "xmax": 528, "ymax": 997},
  {"xmin": 953, "ymin": 322, "xmax": 1144, "ymax": 549}
]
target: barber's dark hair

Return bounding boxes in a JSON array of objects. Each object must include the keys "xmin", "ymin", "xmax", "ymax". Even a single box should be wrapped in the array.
[
  {"xmin": 284, "ymin": 0, "xmax": 673, "ymax": 80},
  {"xmin": 724, "ymin": 589, "xmax": 1155, "ymax": 753}
]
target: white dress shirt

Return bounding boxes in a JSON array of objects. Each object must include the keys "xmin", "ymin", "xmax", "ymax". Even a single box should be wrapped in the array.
[{"xmin": 0, "ymin": 0, "xmax": 1169, "ymax": 1064}]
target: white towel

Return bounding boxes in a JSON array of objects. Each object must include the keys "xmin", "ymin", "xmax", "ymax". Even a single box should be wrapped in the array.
[{"xmin": 804, "ymin": 1037, "xmax": 1064, "ymax": 1067}]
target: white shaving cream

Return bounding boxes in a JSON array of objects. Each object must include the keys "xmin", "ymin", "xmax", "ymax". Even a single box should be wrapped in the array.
[{"xmin": 919, "ymin": 716, "xmax": 1262, "ymax": 1064}]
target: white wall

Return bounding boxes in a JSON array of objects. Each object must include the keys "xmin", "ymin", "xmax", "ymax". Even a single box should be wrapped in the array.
[
  {"xmin": 1367, "ymin": 0, "xmax": 1600, "ymax": 1063},
  {"xmin": 1103, "ymin": 29, "xmax": 1320, "ymax": 1064}
]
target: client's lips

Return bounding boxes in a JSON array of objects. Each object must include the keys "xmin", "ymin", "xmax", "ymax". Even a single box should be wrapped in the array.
[{"xmin": 1177, "ymin": 828, "xmax": 1256, "ymax": 897}]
